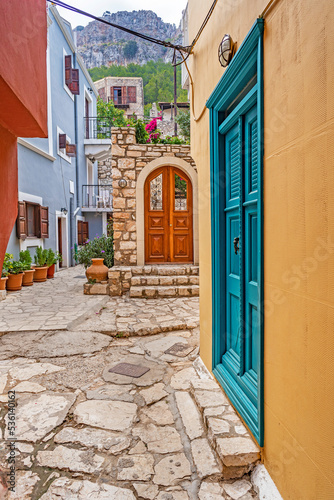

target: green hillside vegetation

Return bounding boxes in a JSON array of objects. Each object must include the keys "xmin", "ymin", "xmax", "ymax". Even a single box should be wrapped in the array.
[{"xmin": 89, "ymin": 60, "xmax": 188, "ymax": 112}]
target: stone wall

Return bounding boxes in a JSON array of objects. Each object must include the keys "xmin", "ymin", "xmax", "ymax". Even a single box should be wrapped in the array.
[{"xmin": 103, "ymin": 126, "xmax": 196, "ymax": 267}]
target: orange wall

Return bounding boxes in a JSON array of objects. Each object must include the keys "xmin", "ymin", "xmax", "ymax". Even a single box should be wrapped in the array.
[
  {"xmin": 0, "ymin": 0, "xmax": 48, "ymax": 270},
  {"xmin": 0, "ymin": 0, "xmax": 48, "ymax": 137},
  {"xmin": 188, "ymin": 0, "xmax": 334, "ymax": 498},
  {"xmin": 0, "ymin": 126, "xmax": 18, "ymax": 268}
]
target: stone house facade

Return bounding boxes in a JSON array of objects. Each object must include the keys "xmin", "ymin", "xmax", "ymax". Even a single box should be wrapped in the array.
[
  {"xmin": 94, "ymin": 77, "xmax": 144, "ymax": 119},
  {"xmin": 94, "ymin": 126, "xmax": 199, "ymax": 297}
]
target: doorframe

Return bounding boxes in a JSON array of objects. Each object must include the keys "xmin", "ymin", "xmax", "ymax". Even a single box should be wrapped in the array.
[
  {"xmin": 136, "ymin": 157, "xmax": 198, "ymax": 266},
  {"xmin": 55, "ymin": 210, "xmax": 69, "ymax": 269},
  {"xmin": 207, "ymin": 19, "xmax": 264, "ymax": 445}
]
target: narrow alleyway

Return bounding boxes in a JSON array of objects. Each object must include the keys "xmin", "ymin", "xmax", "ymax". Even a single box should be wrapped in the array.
[{"xmin": 0, "ymin": 268, "xmax": 261, "ymax": 499}]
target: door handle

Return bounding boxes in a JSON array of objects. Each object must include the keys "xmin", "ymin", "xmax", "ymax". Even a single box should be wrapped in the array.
[{"xmin": 233, "ymin": 237, "xmax": 240, "ymax": 255}]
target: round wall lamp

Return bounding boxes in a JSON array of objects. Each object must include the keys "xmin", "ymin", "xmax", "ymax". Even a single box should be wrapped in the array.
[
  {"xmin": 218, "ymin": 34, "xmax": 236, "ymax": 67},
  {"xmin": 118, "ymin": 179, "xmax": 127, "ymax": 188}
]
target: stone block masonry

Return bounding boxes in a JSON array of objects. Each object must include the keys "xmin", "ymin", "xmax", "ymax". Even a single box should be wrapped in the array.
[{"xmin": 100, "ymin": 127, "xmax": 196, "ymax": 267}]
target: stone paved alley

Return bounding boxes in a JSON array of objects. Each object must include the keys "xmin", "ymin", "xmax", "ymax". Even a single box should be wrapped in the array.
[{"xmin": 0, "ymin": 267, "xmax": 263, "ymax": 499}]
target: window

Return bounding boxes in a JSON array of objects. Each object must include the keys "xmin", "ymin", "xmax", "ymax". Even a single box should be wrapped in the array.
[
  {"xmin": 17, "ymin": 202, "xmax": 49, "ymax": 240},
  {"xmin": 113, "ymin": 87, "xmax": 122, "ymax": 105},
  {"xmin": 57, "ymin": 127, "xmax": 72, "ymax": 163},
  {"xmin": 63, "ymin": 51, "xmax": 80, "ymax": 98}
]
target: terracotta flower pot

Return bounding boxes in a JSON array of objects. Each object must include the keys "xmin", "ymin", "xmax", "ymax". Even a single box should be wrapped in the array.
[
  {"xmin": 33, "ymin": 266, "xmax": 48, "ymax": 282},
  {"xmin": 47, "ymin": 264, "xmax": 55, "ymax": 279},
  {"xmin": 6, "ymin": 273, "xmax": 24, "ymax": 291},
  {"xmin": 22, "ymin": 269, "xmax": 35, "ymax": 286},
  {"xmin": 0, "ymin": 277, "xmax": 8, "ymax": 291},
  {"xmin": 86, "ymin": 258, "xmax": 108, "ymax": 283}
]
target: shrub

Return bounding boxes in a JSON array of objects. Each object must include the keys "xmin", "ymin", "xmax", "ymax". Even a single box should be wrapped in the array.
[
  {"xmin": 19, "ymin": 250, "xmax": 32, "ymax": 269},
  {"xmin": 75, "ymin": 234, "xmax": 114, "ymax": 269},
  {"xmin": 34, "ymin": 247, "xmax": 48, "ymax": 267}
]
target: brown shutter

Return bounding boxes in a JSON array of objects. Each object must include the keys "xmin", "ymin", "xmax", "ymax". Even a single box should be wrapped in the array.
[
  {"xmin": 69, "ymin": 68, "xmax": 79, "ymax": 95},
  {"xmin": 82, "ymin": 222, "xmax": 89, "ymax": 243},
  {"xmin": 16, "ymin": 201, "xmax": 27, "ymax": 240},
  {"xmin": 59, "ymin": 133, "xmax": 66, "ymax": 149},
  {"xmin": 39, "ymin": 206, "xmax": 49, "ymax": 239},
  {"xmin": 78, "ymin": 220, "xmax": 83, "ymax": 245},
  {"xmin": 128, "ymin": 86, "xmax": 136, "ymax": 103},
  {"xmin": 66, "ymin": 144, "xmax": 76, "ymax": 157},
  {"xmin": 121, "ymin": 86, "xmax": 127, "ymax": 105},
  {"xmin": 65, "ymin": 55, "xmax": 72, "ymax": 85}
]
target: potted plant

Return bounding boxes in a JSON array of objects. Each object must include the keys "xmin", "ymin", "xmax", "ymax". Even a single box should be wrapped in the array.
[
  {"xmin": 46, "ymin": 249, "xmax": 62, "ymax": 279},
  {"xmin": 20, "ymin": 250, "xmax": 35, "ymax": 286},
  {"xmin": 6, "ymin": 259, "xmax": 25, "ymax": 291},
  {"xmin": 33, "ymin": 247, "xmax": 48, "ymax": 282},
  {"xmin": 1, "ymin": 253, "xmax": 11, "ymax": 290},
  {"xmin": 75, "ymin": 234, "xmax": 113, "ymax": 283}
]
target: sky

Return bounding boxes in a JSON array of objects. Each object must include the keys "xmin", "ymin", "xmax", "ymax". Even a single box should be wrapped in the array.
[{"xmin": 57, "ymin": 0, "xmax": 187, "ymax": 28}]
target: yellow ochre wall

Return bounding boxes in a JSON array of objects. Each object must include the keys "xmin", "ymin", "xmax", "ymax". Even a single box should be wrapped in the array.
[{"xmin": 188, "ymin": 0, "xmax": 334, "ymax": 498}]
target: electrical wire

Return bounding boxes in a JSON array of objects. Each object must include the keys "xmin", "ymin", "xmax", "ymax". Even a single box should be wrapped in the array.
[
  {"xmin": 177, "ymin": 50, "xmax": 207, "ymax": 122},
  {"xmin": 189, "ymin": 0, "xmax": 218, "ymax": 53},
  {"xmin": 48, "ymin": 0, "xmax": 192, "ymax": 54}
]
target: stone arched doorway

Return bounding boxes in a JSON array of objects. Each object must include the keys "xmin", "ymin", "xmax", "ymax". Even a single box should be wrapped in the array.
[
  {"xmin": 136, "ymin": 157, "xmax": 198, "ymax": 266},
  {"xmin": 144, "ymin": 166, "xmax": 193, "ymax": 263}
]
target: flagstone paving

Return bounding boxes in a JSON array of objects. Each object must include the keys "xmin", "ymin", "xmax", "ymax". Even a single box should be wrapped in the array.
[
  {"xmin": 0, "ymin": 266, "xmax": 199, "ymax": 337},
  {"xmin": 0, "ymin": 266, "xmax": 261, "ymax": 499},
  {"xmin": 0, "ymin": 326, "xmax": 261, "ymax": 499}
]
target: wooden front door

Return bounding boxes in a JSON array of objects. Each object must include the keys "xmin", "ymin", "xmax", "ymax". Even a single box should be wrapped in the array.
[{"xmin": 144, "ymin": 167, "xmax": 193, "ymax": 263}]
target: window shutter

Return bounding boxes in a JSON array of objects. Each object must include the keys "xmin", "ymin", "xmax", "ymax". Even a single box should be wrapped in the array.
[
  {"xmin": 16, "ymin": 201, "xmax": 27, "ymax": 240},
  {"xmin": 69, "ymin": 69, "xmax": 79, "ymax": 95},
  {"xmin": 65, "ymin": 55, "xmax": 72, "ymax": 85},
  {"xmin": 59, "ymin": 133, "xmax": 66, "ymax": 149},
  {"xmin": 83, "ymin": 222, "xmax": 89, "ymax": 243},
  {"xmin": 98, "ymin": 87, "xmax": 106, "ymax": 101},
  {"xmin": 66, "ymin": 144, "xmax": 76, "ymax": 157},
  {"xmin": 121, "ymin": 86, "xmax": 127, "ymax": 105},
  {"xmin": 128, "ymin": 86, "xmax": 136, "ymax": 103},
  {"xmin": 39, "ymin": 206, "xmax": 49, "ymax": 239}
]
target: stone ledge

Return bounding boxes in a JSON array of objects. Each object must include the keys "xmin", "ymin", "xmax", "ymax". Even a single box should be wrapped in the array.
[{"xmin": 84, "ymin": 283, "xmax": 109, "ymax": 295}]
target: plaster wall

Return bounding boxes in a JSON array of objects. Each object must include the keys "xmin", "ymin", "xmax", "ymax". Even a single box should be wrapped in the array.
[{"xmin": 187, "ymin": 0, "xmax": 334, "ymax": 498}]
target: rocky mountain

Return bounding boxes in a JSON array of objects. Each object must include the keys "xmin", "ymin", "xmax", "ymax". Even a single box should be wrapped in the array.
[{"xmin": 74, "ymin": 10, "xmax": 181, "ymax": 69}]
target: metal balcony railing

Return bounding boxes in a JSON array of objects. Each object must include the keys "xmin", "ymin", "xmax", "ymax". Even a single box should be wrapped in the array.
[
  {"xmin": 82, "ymin": 184, "xmax": 113, "ymax": 210},
  {"xmin": 84, "ymin": 117, "xmax": 112, "ymax": 139}
]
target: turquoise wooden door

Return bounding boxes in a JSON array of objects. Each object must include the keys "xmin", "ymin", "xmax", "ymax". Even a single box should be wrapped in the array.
[
  {"xmin": 217, "ymin": 97, "xmax": 262, "ymax": 443},
  {"xmin": 207, "ymin": 19, "xmax": 264, "ymax": 446}
]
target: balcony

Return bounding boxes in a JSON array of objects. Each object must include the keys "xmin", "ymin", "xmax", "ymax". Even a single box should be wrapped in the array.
[
  {"xmin": 108, "ymin": 97, "xmax": 136, "ymax": 109},
  {"xmin": 84, "ymin": 117, "xmax": 111, "ymax": 162},
  {"xmin": 82, "ymin": 184, "xmax": 113, "ymax": 212}
]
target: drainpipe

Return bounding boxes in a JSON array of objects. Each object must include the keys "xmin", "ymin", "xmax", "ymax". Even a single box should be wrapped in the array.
[
  {"xmin": 69, "ymin": 196, "xmax": 74, "ymax": 266},
  {"xmin": 73, "ymin": 53, "xmax": 79, "ymax": 211}
]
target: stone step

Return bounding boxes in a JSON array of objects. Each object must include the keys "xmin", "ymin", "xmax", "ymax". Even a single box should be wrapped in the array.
[
  {"xmin": 129, "ymin": 285, "xmax": 199, "ymax": 298},
  {"xmin": 131, "ymin": 275, "xmax": 199, "ymax": 287},
  {"xmin": 132, "ymin": 265, "xmax": 199, "ymax": 277},
  {"xmin": 189, "ymin": 379, "xmax": 261, "ymax": 479}
]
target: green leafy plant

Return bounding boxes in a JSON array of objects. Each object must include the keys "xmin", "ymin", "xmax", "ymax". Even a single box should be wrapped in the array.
[
  {"xmin": 19, "ymin": 250, "xmax": 33, "ymax": 270},
  {"xmin": 97, "ymin": 98, "xmax": 127, "ymax": 128},
  {"xmin": 34, "ymin": 247, "xmax": 48, "ymax": 267},
  {"xmin": 45, "ymin": 249, "xmax": 62, "ymax": 267},
  {"xmin": 134, "ymin": 119, "xmax": 149, "ymax": 144},
  {"xmin": 75, "ymin": 234, "xmax": 114, "ymax": 269},
  {"xmin": 8, "ymin": 260, "xmax": 25, "ymax": 275},
  {"xmin": 2, "ymin": 253, "xmax": 12, "ymax": 277},
  {"xmin": 175, "ymin": 110, "xmax": 190, "ymax": 140}
]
